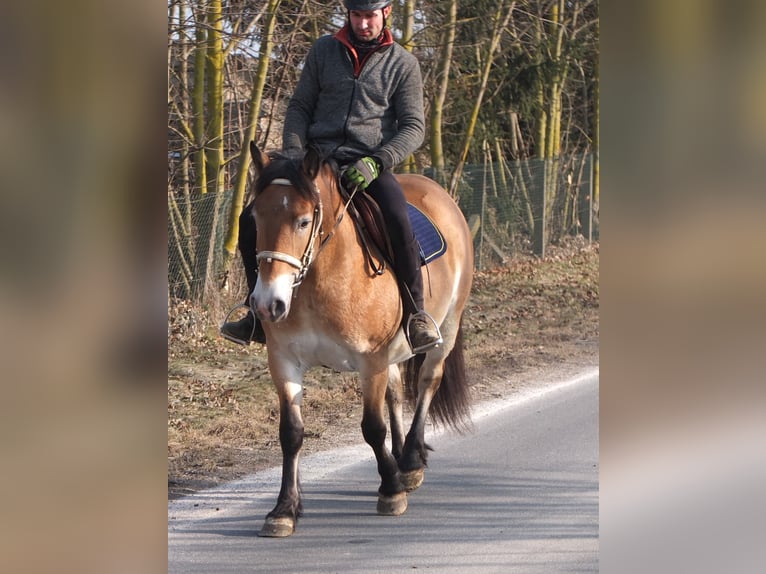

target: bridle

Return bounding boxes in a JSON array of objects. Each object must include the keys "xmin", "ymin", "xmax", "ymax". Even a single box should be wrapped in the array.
[
  {"xmin": 255, "ymin": 175, "xmax": 360, "ymax": 290},
  {"xmin": 255, "ymin": 178, "xmax": 323, "ymax": 289}
]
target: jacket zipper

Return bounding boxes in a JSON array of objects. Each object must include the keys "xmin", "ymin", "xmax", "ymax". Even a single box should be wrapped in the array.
[{"xmin": 335, "ymin": 28, "xmax": 392, "ymax": 162}]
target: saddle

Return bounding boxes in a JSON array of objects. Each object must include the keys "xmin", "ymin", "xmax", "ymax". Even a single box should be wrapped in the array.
[{"xmin": 341, "ymin": 188, "xmax": 448, "ymax": 276}]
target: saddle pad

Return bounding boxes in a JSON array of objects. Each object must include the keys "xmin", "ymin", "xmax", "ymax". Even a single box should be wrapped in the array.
[{"xmin": 408, "ymin": 203, "xmax": 447, "ymax": 264}]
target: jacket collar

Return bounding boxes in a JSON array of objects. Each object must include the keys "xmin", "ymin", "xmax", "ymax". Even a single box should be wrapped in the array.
[{"xmin": 335, "ymin": 25, "xmax": 394, "ymax": 77}]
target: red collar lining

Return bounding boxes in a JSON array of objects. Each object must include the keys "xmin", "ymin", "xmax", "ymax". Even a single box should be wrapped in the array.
[{"xmin": 335, "ymin": 26, "xmax": 394, "ymax": 77}]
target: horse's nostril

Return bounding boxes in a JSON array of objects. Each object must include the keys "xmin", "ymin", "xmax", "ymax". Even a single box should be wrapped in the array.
[{"xmin": 271, "ymin": 299, "xmax": 287, "ymax": 320}]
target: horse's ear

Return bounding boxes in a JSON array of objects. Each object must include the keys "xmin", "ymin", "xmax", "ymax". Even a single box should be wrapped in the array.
[
  {"xmin": 249, "ymin": 141, "xmax": 269, "ymax": 175},
  {"xmin": 302, "ymin": 146, "xmax": 322, "ymax": 180}
]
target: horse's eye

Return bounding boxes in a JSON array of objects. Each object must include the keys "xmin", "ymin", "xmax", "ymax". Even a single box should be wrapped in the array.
[{"xmin": 298, "ymin": 218, "xmax": 311, "ymax": 230}]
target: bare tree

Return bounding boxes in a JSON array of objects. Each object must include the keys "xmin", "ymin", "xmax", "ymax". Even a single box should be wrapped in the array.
[
  {"xmin": 222, "ymin": 0, "xmax": 282, "ymax": 272},
  {"xmin": 448, "ymin": 1, "xmax": 514, "ymax": 198},
  {"xmin": 429, "ymin": 0, "xmax": 457, "ymax": 184}
]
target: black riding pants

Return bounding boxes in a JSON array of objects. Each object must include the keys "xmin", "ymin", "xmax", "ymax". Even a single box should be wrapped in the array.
[
  {"xmin": 237, "ymin": 199, "xmax": 259, "ymax": 303},
  {"xmin": 364, "ymin": 170, "xmax": 424, "ymax": 313},
  {"xmin": 237, "ymin": 170, "xmax": 424, "ymax": 313}
]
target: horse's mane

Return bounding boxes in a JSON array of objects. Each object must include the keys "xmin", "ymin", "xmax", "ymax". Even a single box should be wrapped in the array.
[{"xmin": 252, "ymin": 148, "xmax": 339, "ymax": 203}]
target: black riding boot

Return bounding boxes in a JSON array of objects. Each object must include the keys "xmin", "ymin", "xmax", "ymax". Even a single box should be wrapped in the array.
[
  {"xmin": 366, "ymin": 171, "xmax": 441, "ymax": 353},
  {"xmin": 221, "ymin": 202, "xmax": 266, "ymax": 345},
  {"xmin": 394, "ymin": 235, "xmax": 442, "ymax": 352},
  {"xmin": 220, "ymin": 309, "xmax": 265, "ymax": 346}
]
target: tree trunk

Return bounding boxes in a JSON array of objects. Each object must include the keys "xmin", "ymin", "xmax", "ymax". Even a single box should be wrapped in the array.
[
  {"xmin": 222, "ymin": 0, "xmax": 282, "ymax": 272},
  {"xmin": 168, "ymin": 0, "xmax": 194, "ymax": 298},
  {"xmin": 449, "ymin": 1, "xmax": 514, "ymax": 198},
  {"xmin": 429, "ymin": 0, "xmax": 457, "ymax": 185},
  {"xmin": 533, "ymin": 0, "xmax": 579, "ymax": 254},
  {"xmin": 191, "ymin": 0, "xmax": 225, "ymax": 300},
  {"xmin": 592, "ymin": 20, "xmax": 600, "ymax": 236},
  {"xmin": 400, "ymin": 0, "xmax": 416, "ymax": 51},
  {"xmin": 191, "ymin": 2, "xmax": 207, "ymax": 200}
]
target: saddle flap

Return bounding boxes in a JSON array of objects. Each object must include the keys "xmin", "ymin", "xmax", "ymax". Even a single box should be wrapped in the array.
[{"xmin": 352, "ymin": 192, "xmax": 395, "ymax": 264}]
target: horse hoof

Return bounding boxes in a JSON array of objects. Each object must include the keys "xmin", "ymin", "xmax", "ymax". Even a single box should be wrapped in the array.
[
  {"xmin": 377, "ymin": 492, "xmax": 407, "ymax": 516},
  {"xmin": 401, "ymin": 468, "xmax": 424, "ymax": 492},
  {"xmin": 257, "ymin": 517, "xmax": 295, "ymax": 537}
]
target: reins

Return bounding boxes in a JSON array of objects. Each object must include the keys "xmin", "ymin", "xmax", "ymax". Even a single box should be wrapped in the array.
[
  {"xmin": 317, "ymin": 174, "xmax": 387, "ymax": 276},
  {"xmin": 313, "ymin": 175, "xmax": 359, "ymax": 260}
]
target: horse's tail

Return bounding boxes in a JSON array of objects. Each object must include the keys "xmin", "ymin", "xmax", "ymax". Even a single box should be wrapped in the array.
[{"xmin": 405, "ymin": 315, "xmax": 472, "ymax": 433}]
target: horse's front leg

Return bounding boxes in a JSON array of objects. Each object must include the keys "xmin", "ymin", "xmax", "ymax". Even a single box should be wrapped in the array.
[
  {"xmin": 385, "ymin": 364, "xmax": 406, "ymax": 461},
  {"xmin": 362, "ymin": 367, "xmax": 408, "ymax": 516},
  {"xmin": 258, "ymin": 374, "xmax": 304, "ymax": 538}
]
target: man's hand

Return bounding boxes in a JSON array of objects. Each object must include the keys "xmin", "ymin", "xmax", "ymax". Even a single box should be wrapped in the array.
[{"xmin": 342, "ymin": 156, "xmax": 380, "ymax": 191}]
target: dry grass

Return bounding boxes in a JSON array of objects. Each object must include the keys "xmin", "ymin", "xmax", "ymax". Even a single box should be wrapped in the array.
[{"xmin": 168, "ymin": 237, "xmax": 599, "ymax": 498}]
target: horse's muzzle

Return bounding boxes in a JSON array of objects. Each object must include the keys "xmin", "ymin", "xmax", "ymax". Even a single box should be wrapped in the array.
[
  {"xmin": 252, "ymin": 272, "xmax": 295, "ymax": 323},
  {"xmin": 252, "ymin": 293, "xmax": 289, "ymax": 323}
]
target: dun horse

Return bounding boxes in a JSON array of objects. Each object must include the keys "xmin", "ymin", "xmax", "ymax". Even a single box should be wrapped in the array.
[{"xmin": 245, "ymin": 143, "xmax": 473, "ymax": 537}]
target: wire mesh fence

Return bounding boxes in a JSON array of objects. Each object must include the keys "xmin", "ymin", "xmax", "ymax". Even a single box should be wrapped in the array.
[{"xmin": 168, "ymin": 153, "xmax": 596, "ymax": 305}]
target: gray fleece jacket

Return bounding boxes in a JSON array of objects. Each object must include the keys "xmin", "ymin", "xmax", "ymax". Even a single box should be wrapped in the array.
[{"xmin": 282, "ymin": 26, "xmax": 425, "ymax": 171}]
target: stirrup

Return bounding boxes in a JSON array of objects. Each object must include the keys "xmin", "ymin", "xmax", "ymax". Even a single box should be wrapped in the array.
[
  {"xmin": 406, "ymin": 311, "xmax": 443, "ymax": 354},
  {"xmin": 220, "ymin": 303, "xmax": 256, "ymax": 346}
]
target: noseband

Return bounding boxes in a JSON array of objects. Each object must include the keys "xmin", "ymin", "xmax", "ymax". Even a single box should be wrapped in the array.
[{"xmin": 256, "ymin": 178, "xmax": 324, "ymax": 289}]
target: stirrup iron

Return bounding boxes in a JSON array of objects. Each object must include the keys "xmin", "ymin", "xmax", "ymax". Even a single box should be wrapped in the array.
[
  {"xmin": 406, "ymin": 310, "xmax": 443, "ymax": 354},
  {"xmin": 220, "ymin": 303, "xmax": 256, "ymax": 346}
]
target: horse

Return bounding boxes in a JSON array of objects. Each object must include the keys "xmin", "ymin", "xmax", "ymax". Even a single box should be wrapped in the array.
[{"xmin": 246, "ymin": 142, "xmax": 474, "ymax": 537}]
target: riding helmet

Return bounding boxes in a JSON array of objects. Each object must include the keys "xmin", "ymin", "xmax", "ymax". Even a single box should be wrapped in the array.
[{"xmin": 343, "ymin": 0, "xmax": 392, "ymax": 10}]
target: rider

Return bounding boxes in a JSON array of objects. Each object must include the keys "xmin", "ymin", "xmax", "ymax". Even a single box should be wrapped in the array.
[{"xmin": 222, "ymin": 0, "xmax": 441, "ymax": 352}]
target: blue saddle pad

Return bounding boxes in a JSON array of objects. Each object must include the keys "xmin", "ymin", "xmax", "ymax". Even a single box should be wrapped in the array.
[{"xmin": 408, "ymin": 203, "xmax": 447, "ymax": 264}]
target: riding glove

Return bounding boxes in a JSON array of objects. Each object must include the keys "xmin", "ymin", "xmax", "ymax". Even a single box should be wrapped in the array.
[{"xmin": 342, "ymin": 156, "xmax": 380, "ymax": 191}]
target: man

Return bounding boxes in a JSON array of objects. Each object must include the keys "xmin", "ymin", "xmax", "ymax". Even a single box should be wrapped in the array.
[{"xmin": 222, "ymin": 0, "xmax": 441, "ymax": 352}]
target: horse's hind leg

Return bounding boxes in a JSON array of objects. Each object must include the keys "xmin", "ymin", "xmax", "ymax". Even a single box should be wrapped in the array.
[
  {"xmin": 398, "ymin": 356, "xmax": 444, "ymax": 491},
  {"xmin": 258, "ymin": 380, "xmax": 304, "ymax": 537},
  {"xmin": 362, "ymin": 368, "xmax": 407, "ymax": 516},
  {"xmin": 399, "ymin": 316, "xmax": 471, "ymax": 491}
]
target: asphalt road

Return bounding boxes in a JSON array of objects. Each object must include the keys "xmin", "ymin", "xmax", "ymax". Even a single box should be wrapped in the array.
[{"xmin": 169, "ymin": 368, "xmax": 599, "ymax": 573}]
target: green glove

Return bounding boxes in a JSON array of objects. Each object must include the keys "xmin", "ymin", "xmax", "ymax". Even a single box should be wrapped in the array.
[{"xmin": 342, "ymin": 156, "xmax": 380, "ymax": 191}]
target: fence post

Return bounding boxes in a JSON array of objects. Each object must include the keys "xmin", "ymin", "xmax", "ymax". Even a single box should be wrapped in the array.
[
  {"xmin": 532, "ymin": 159, "xmax": 546, "ymax": 257},
  {"xmin": 579, "ymin": 153, "xmax": 593, "ymax": 243}
]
